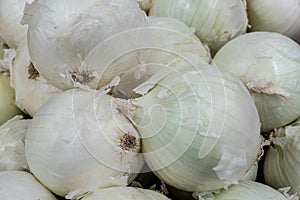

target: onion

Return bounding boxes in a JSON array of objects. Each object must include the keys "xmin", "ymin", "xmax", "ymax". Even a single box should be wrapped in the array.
[
  {"xmin": 22, "ymin": 0, "xmax": 146, "ymax": 90},
  {"xmin": 25, "ymin": 89, "xmax": 144, "ymax": 197},
  {"xmin": 116, "ymin": 62, "xmax": 262, "ymax": 192},
  {"xmin": 213, "ymin": 32, "xmax": 300, "ymax": 131},
  {"xmin": 10, "ymin": 39, "xmax": 61, "ymax": 116}
]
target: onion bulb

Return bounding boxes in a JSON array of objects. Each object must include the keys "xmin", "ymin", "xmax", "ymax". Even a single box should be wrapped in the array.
[
  {"xmin": 10, "ymin": 39, "xmax": 61, "ymax": 117},
  {"xmin": 0, "ymin": 171, "xmax": 57, "ymax": 200},
  {"xmin": 25, "ymin": 89, "xmax": 144, "ymax": 197},
  {"xmin": 116, "ymin": 61, "xmax": 262, "ymax": 192},
  {"xmin": 0, "ymin": 116, "xmax": 29, "ymax": 171},
  {"xmin": 22, "ymin": 0, "xmax": 146, "ymax": 90},
  {"xmin": 0, "ymin": 0, "xmax": 34, "ymax": 48},
  {"xmin": 247, "ymin": 0, "xmax": 300, "ymax": 43},
  {"xmin": 213, "ymin": 32, "xmax": 300, "ymax": 131},
  {"xmin": 149, "ymin": 0, "xmax": 248, "ymax": 55},
  {"xmin": 264, "ymin": 118, "xmax": 300, "ymax": 197},
  {"xmin": 0, "ymin": 73, "xmax": 22, "ymax": 125},
  {"xmin": 81, "ymin": 187, "xmax": 170, "ymax": 200}
]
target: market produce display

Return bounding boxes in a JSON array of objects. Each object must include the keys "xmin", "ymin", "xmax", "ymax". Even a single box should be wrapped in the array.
[{"xmin": 0, "ymin": 0, "xmax": 300, "ymax": 199}]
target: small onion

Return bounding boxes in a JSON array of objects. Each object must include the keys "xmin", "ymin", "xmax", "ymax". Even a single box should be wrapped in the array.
[
  {"xmin": 0, "ymin": 171, "xmax": 57, "ymax": 200},
  {"xmin": 0, "ymin": 0, "xmax": 34, "ymax": 48},
  {"xmin": 25, "ymin": 89, "xmax": 144, "ymax": 197},
  {"xmin": 264, "ymin": 118, "xmax": 300, "ymax": 196},
  {"xmin": 0, "ymin": 116, "xmax": 29, "ymax": 171},
  {"xmin": 0, "ymin": 72, "xmax": 22, "ymax": 125},
  {"xmin": 149, "ymin": 0, "xmax": 248, "ymax": 55},
  {"xmin": 10, "ymin": 39, "xmax": 61, "ymax": 116},
  {"xmin": 22, "ymin": 0, "xmax": 146, "ymax": 90},
  {"xmin": 213, "ymin": 32, "xmax": 300, "ymax": 131},
  {"xmin": 116, "ymin": 62, "xmax": 261, "ymax": 192},
  {"xmin": 247, "ymin": 0, "xmax": 300, "ymax": 42},
  {"xmin": 81, "ymin": 187, "xmax": 170, "ymax": 200}
]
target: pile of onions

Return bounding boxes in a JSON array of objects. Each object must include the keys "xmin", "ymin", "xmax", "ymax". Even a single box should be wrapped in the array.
[{"xmin": 0, "ymin": 0, "xmax": 300, "ymax": 199}]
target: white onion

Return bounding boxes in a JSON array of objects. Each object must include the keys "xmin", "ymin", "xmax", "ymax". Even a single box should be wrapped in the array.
[
  {"xmin": 247, "ymin": 0, "xmax": 300, "ymax": 43},
  {"xmin": 149, "ymin": 0, "xmax": 248, "ymax": 55},
  {"xmin": 22, "ymin": 0, "xmax": 146, "ymax": 90},
  {"xmin": 116, "ymin": 62, "xmax": 261, "ymax": 192},
  {"xmin": 0, "ymin": 73, "xmax": 22, "ymax": 125},
  {"xmin": 25, "ymin": 89, "xmax": 144, "ymax": 197},
  {"xmin": 0, "ymin": 116, "xmax": 29, "ymax": 171},
  {"xmin": 0, "ymin": 0, "xmax": 34, "ymax": 48},
  {"xmin": 0, "ymin": 171, "xmax": 57, "ymax": 200},
  {"xmin": 264, "ymin": 118, "xmax": 300, "ymax": 196},
  {"xmin": 10, "ymin": 39, "xmax": 61, "ymax": 116},
  {"xmin": 213, "ymin": 32, "xmax": 300, "ymax": 131}
]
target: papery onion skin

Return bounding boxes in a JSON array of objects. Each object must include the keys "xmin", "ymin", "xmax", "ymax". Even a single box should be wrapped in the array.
[
  {"xmin": 0, "ymin": 73, "xmax": 22, "ymax": 125},
  {"xmin": 11, "ymin": 39, "xmax": 61, "ymax": 117},
  {"xmin": 247, "ymin": 0, "xmax": 300, "ymax": 43},
  {"xmin": 117, "ymin": 63, "xmax": 261, "ymax": 192},
  {"xmin": 0, "ymin": 0, "xmax": 34, "ymax": 48},
  {"xmin": 149, "ymin": 0, "xmax": 248, "ymax": 55},
  {"xmin": 81, "ymin": 186, "xmax": 170, "ymax": 200},
  {"xmin": 23, "ymin": 0, "xmax": 146, "ymax": 90},
  {"xmin": 0, "ymin": 171, "xmax": 57, "ymax": 200},
  {"xmin": 213, "ymin": 32, "xmax": 300, "ymax": 131},
  {"xmin": 211, "ymin": 180, "xmax": 287, "ymax": 200},
  {"xmin": 0, "ymin": 116, "xmax": 30, "ymax": 171},
  {"xmin": 25, "ymin": 89, "xmax": 144, "ymax": 197},
  {"xmin": 264, "ymin": 119, "xmax": 300, "ymax": 196}
]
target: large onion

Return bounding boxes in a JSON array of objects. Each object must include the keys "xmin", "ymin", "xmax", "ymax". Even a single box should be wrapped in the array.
[{"xmin": 25, "ymin": 89, "xmax": 144, "ymax": 197}]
